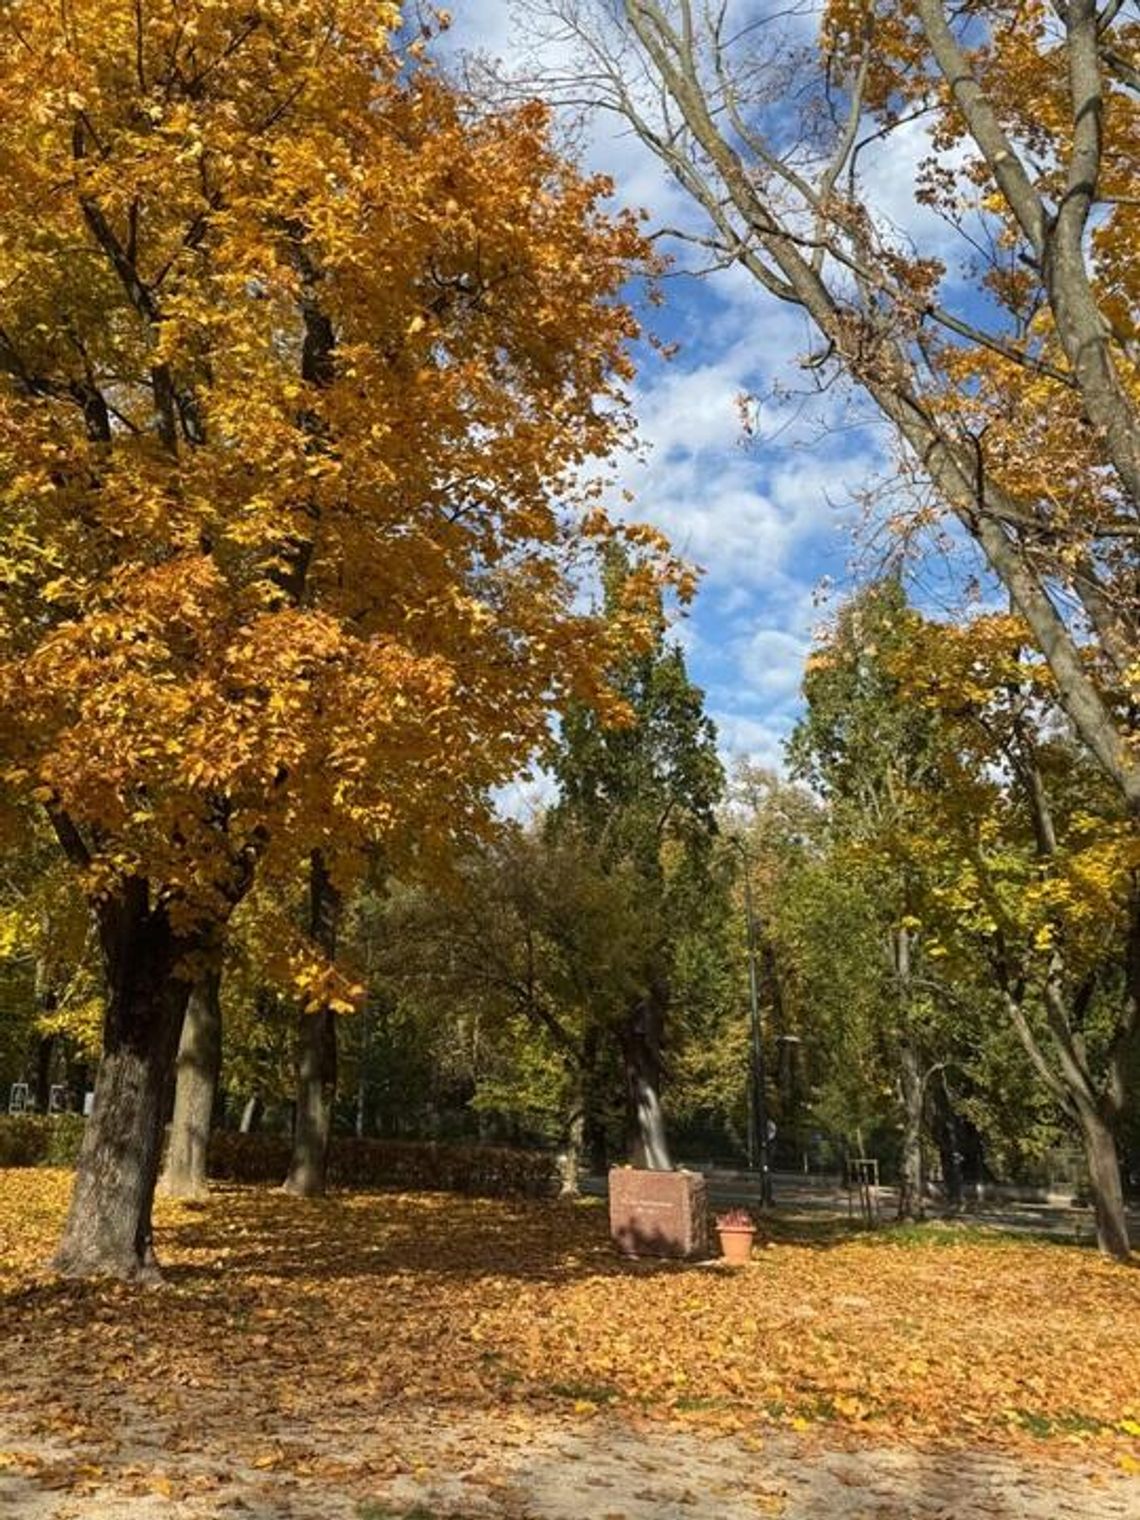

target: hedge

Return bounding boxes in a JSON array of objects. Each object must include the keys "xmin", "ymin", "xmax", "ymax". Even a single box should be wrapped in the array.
[
  {"xmin": 208, "ymin": 1133, "xmax": 558, "ymax": 1198},
  {"xmin": 0, "ymin": 1114, "xmax": 86, "ymax": 1168},
  {"xmin": 0, "ymin": 1118, "xmax": 557, "ymax": 1200}
]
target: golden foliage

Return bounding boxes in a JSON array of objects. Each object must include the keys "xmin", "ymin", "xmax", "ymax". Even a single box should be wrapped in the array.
[
  {"xmin": 0, "ymin": 0, "xmax": 677, "ymax": 921},
  {"xmin": 821, "ymin": 1, "xmax": 1140, "ymax": 714}
]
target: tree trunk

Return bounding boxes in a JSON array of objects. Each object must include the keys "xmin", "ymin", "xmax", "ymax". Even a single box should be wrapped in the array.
[
  {"xmin": 623, "ymin": 981, "xmax": 672, "ymax": 1170},
  {"xmin": 65, "ymin": 1056, "xmax": 89, "ymax": 1116},
  {"xmin": 930, "ymin": 1071, "xmax": 964, "ymax": 1207},
  {"xmin": 1075, "ymin": 1100, "xmax": 1131, "ymax": 1260},
  {"xmin": 52, "ymin": 882, "xmax": 194, "ymax": 1280},
  {"xmin": 33, "ymin": 955, "xmax": 59, "ymax": 1112},
  {"xmin": 354, "ymin": 997, "xmax": 372, "ymax": 1138},
  {"xmin": 33, "ymin": 1033, "xmax": 55, "ymax": 1114},
  {"xmin": 561, "ymin": 1053, "xmax": 588, "ymax": 1196},
  {"xmin": 285, "ymin": 1008, "xmax": 337, "ymax": 1196},
  {"xmin": 284, "ymin": 851, "xmax": 340, "ymax": 1197},
  {"xmin": 579, "ymin": 1026, "xmax": 609, "ymax": 1174},
  {"xmin": 897, "ymin": 1040, "xmax": 925, "ymax": 1222},
  {"xmin": 239, "ymin": 1095, "xmax": 263, "ymax": 1134},
  {"xmin": 159, "ymin": 971, "xmax": 222, "ymax": 1199},
  {"xmin": 560, "ymin": 1106, "xmax": 584, "ymax": 1197}
]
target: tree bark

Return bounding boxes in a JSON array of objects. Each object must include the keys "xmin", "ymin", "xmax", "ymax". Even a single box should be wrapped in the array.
[
  {"xmin": 890, "ymin": 923, "xmax": 925, "ymax": 1222},
  {"xmin": 560, "ymin": 1105, "xmax": 585, "ymax": 1197},
  {"xmin": 159, "ymin": 971, "xmax": 222, "ymax": 1199},
  {"xmin": 931, "ymin": 1071, "xmax": 965, "ymax": 1207},
  {"xmin": 33, "ymin": 1033, "xmax": 55, "ymax": 1114},
  {"xmin": 1074, "ymin": 1099, "xmax": 1131, "ymax": 1261},
  {"xmin": 283, "ymin": 850, "xmax": 340, "ymax": 1197},
  {"xmin": 239, "ymin": 1095, "xmax": 263, "ymax": 1134},
  {"xmin": 1003, "ymin": 974, "xmax": 1132, "ymax": 1260},
  {"xmin": 897, "ymin": 1040, "xmax": 926, "ymax": 1222},
  {"xmin": 622, "ymin": 980, "xmax": 672, "ymax": 1170},
  {"xmin": 284, "ymin": 1008, "xmax": 337, "ymax": 1196},
  {"xmin": 581, "ymin": 1027, "xmax": 609, "ymax": 1175},
  {"xmin": 52, "ymin": 880, "xmax": 194, "ymax": 1280}
]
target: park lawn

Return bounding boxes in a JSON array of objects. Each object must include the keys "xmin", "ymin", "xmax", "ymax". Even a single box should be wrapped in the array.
[{"xmin": 1, "ymin": 1167, "xmax": 1138, "ymax": 1482}]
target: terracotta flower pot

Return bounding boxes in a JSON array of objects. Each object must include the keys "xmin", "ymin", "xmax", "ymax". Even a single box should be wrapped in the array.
[{"xmin": 717, "ymin": 1225, "xmax": 755, "ymax": 1265}]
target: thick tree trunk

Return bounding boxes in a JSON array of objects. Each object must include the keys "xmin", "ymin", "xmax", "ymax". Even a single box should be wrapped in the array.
[
  {"xmin": 1075, "ymin": 1100, "xmax": 1131, "ymax": 1260},
  {"xmin": 284, "ymin": 851, "xmax": 340, "ymax": 1197},
  {"xmin": 285, "ymin": 1009, "xmax": 337, "ymax": 1196},
  {"xmin": 52, "ymin": 882, "xmax": 194, "ymax": 1280},
  {"xmin": 159, "ymin": 972, "xmax": 222, "ymax": 1199},
  {"xmin": 897, "ymin": 1041, "xmax": 926, "ymax": 1221},
  {"xmin": 623, "ymin": 980, "xmax": 672, "ymax": 1170}
]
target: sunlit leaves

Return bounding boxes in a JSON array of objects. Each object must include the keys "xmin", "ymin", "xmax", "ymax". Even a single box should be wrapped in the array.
[
  {"xmin": 0, "ymin": 0, "xmax": 676, "ymax": 934},
  {"xmin": 1, "ymin": 1171, "xmax": 1138, "ymax": 1471}
]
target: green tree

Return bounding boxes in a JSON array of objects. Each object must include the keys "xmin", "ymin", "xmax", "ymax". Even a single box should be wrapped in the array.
[
  {"xmin": 789, "ymin": 580, "xmax": 953, "ymax": 1218},
  {"xmin": 549, "ymin": 554, "xmax": 726, "ymax": 1168}
]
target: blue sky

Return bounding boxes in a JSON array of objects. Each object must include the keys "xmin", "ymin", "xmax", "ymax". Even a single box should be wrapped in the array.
[{"xmin": 440, "ymin": 2, "xmax": 986, "ymax": 793}]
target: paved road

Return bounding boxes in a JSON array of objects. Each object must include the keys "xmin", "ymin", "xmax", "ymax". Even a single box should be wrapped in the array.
[{"xmin": 582, "ymin": 1169, "xmax": 1140, "ymax": 1243}]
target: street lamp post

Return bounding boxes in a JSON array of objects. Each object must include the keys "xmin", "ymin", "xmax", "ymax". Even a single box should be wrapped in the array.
[{"xmin": 737, "ymin": 842, "xmax": 773, "ymax": 1207}]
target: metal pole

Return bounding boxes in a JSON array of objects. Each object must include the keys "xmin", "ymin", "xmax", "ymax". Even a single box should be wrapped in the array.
[{"xmin": 740, "ymin": 848, "xmax": 773, "ymax": 1207}]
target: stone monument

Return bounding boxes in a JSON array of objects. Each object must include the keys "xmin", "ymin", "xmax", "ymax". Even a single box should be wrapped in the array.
[{"xmin": 608, "ymin": 1166, "xmax": 708, "ymax": 1260}]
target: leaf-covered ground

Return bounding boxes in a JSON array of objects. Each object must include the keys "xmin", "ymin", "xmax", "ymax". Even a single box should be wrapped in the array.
[{"xmin": 1, "ymin": 1169, "xmax": 1139, "ymax": 1517}]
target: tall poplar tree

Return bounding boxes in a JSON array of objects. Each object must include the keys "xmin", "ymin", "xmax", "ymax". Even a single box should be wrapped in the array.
[
  {"xmin": 549, "ymin": 554, "xmax": 724, "ymax": 1168},
  {"xmin": 789, "ymin": 580, "xmax": 946, "ymax": 1218}
]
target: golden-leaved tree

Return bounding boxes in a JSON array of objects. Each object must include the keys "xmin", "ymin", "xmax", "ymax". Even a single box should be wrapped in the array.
[
  {"xmin": 0, "ymin": 0, "xmax": 674, "ymax": 1278},
  {"xmin": 523, "ymin": 1, "xmax": 1139, "ymax": 809},
  {"xmin": 895, "ymin": 613, "xmax": 1139, "ymax": 1258}
]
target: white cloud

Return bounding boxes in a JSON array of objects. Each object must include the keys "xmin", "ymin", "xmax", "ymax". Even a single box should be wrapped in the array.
[
  {"xmin": 494, "ymin": 768, "xmax": 558, "ymax": 822},
  {"xmin": 731, "ymin": 626, "xmax": 811, "ymax": 701},
  {"xmin": 709, "ymin": 710, "xmax": 793, "ymax": 776},
  {"xmin": 856, "ymin": 115, "xmax": 968, "ymax": 264},
  {"xmin": 440, "ymin": 4, "xmax": 900, "ymax": 791}
]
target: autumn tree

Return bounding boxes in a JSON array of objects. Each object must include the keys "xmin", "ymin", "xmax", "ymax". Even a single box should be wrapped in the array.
[
  {"xmin": 549, "ymin": 552, "xmax": 726, "ymax": 1169},
  {"xmin": 721, "ymin": 767, "xmax": 893, "ymax": 1166},
  {"xmin": 0, "ymin": 1, "xmax": 673, "ymax": 1277},
  {"xmin": 898, "ymin": 612, "xmax": 1138, "ymax": 1257},
  {"xmin": 512, "ymin": 1, "xmax": 1140, "ymax": 816}
]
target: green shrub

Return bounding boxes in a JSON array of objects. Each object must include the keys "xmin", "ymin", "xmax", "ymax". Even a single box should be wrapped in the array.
[
  {"xmin": 0, "ymin": 1113, "xmax": 86, "ymax": 1167},
  {"xmin": 42, "ymin": 1114, "xmax": 87, "ymax": 1166},
  {"xmin": 207, "ymin": 1132, "xmax": 557, "ymax": 1198}
]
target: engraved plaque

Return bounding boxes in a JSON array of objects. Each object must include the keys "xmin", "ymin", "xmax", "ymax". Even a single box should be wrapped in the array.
[{"xmin": 608, "ymin": 1167, "xmax": 708, "ymax": 1259}]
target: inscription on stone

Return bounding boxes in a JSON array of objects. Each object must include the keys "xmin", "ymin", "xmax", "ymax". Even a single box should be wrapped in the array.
[{"xmin": 608, "ymin": 1167, "xmax": 708, "ymax": 1260}]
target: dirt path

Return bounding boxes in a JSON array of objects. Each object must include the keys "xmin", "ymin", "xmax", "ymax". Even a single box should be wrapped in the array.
[{"xmin": 2, "ymin": 1410, "xmax": 1138, "ymax": 1519}]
